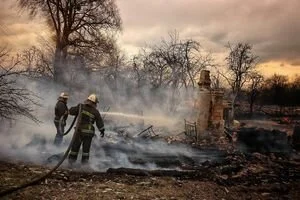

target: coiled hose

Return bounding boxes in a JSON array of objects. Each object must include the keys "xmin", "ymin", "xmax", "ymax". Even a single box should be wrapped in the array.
[{"xmin": 0, "ymin": 104, "xmax": 82, "ymax": 197}]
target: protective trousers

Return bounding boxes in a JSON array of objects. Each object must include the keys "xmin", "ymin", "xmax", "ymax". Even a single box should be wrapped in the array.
[
  {"xmin": 68, "ymin": 132, "xmax": 93, "ymax": 164},
  {"xmin": 54, "ymin": 121, "xmax": 65, "ymax": 146}
]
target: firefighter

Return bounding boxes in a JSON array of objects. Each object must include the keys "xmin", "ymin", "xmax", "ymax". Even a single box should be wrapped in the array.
[
  {"xmin": 68, "ymin": 94, "xmax": 105, "ymax": 165},
  {"xmin": 54, "ymin": 92, "xmax": 69, "ymax": 146}
]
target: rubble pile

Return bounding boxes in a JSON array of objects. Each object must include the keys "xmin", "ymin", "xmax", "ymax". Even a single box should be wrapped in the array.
[
  {"xmin": 237, "ymin": 127, "xmax": 291, "ymax": 155},
  {"xmin": 1, "ymin": 127, "xmax": 300, "ymax": 199},
  {"xmin": 106, "ymin": 149, "xmax": 299, "ymax": 187},
  {"xmin": 293, "ymin": 125, "xmax": 300, "ymax": 150}
]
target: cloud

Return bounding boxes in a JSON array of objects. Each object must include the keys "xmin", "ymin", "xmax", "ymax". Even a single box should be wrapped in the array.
[
  {"xmin": 291, "ymin": 62, "xmax": 300, "ymax": 66},
  {"xmin": 0, "ymin": 0, "xmax": 299, "ymax": 68},
  {"xmin": 117, "ymin": 0, "xmax": 300, "ymax": 66},
  {"xmin": 0, "ymin": 0, "xmax": 48, "ymax": 50}
]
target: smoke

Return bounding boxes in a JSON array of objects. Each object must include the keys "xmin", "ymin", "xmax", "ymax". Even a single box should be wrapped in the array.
[
  {"xmin": 0, "ymin": 123, "xmax": 224, "ymax": 172},
  {"xmin": 0, "ymin": 61, "xmax": 224, "ymax": 172},
  {"xmin": 0, "ymin": 116, "xmax": 224, "ymax": 172}
]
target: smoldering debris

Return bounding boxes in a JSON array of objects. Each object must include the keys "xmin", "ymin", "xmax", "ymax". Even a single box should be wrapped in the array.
[
  {"xmin": 1, "ymin": 116, "xmax": 297, "ymax": 174},
  {"xmin": 92, "ymin": 137, "xmax": 226, "ymax": 170},
  {"xmin": 4, "ymin": 128, "xmax": 226, "ymax": 172},
  {"xmin": 293, "ymin": 125, "xmax": 300, "ymax": 150},
  {"xmin": 236, "ymin": 127, "xmax": 292, "ymax": 155}
]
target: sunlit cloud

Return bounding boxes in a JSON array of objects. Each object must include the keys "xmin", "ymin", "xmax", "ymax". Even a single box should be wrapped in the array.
[
  {"xmin": 258, "ymin": 62, "xmax": 300, "ymax": 79},
  {"xmin": 0, "ymin": 0, "xmax": 299, "ymax": 76},
  {"xmin": 117, "ymin": 0, "xmax": 300, "ymax": 69}
]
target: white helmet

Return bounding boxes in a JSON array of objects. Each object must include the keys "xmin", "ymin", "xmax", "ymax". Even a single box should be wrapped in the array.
[
  {"xmin": 87, "ymin": 94, "xmax": 99, "ymax": 103},
  {"xmin": 59, "ymin": 92, "xmax": 69, "ymax": 99}
]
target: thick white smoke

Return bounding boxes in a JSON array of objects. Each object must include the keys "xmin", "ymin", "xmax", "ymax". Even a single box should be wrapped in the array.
[{"xmin": 0, "ymin": 66, "xmax": 223, "ymax": 172}]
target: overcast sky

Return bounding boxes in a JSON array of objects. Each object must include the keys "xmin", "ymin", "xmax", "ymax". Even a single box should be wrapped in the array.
[{"xmin": 1, "ymin": 0, "xmax": 299, "ymax": 76}]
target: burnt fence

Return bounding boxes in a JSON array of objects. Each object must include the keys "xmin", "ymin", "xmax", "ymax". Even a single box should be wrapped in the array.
[{"xmin": 184, "ymin": 119, "xmax": 197, "ymax": 142}]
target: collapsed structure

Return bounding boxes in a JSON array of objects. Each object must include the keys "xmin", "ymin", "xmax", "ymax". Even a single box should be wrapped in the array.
[
  {"xmin": 183, "ymin": 70, "xmax": 296, "ymax": 155},
  {"xmin": 185, "ymin": 70, "xmax": 229, "ymax": 143}
]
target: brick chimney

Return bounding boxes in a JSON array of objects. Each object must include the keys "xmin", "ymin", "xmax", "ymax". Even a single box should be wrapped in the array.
[{"xmin": 196, "ymin": 70, "xmax": 225, "ymax": 139}]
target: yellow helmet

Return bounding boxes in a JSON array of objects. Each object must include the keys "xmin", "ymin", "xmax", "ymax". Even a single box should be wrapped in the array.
[
  {"xmin": 87, "ymin": 94, "xmax": 99, "ymax": 103},
  {"xmin": 59, "ymin": 92, "xmax": 69, "ymax": 99}
]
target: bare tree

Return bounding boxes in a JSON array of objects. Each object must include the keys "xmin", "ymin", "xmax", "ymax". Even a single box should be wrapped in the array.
[
  {"xmin": 133, "ymin": 31, "xmax": 214, "ymax": 89},
  {"xmin": 131, "ymin": 31, "xmax": 215, "ymax": 112},
  {"xmin": 152, "ymin": 31, "xmax": 214, "ymax": 89},
  {"xmin": 21, "ymin": 46, "xmax": 54, "ymax": 79},
  {"xmin": 247, "ymin": 71, "xmax": 264, "ymax": 114},
  {"xmin": 132, "ymin": 53, "xmax": 148, "ymax": 90},
  {"xmin": 222, "ymin": 42, "xmax": 259, "ymax": 123},
  {"xmin": 102, "ymin": 46, "xmax": 127, "ymax": 95},
  {"xmin": 265, "ymin": 74, "xmax": 288, "ymax": 88},
  {"xmin": 210, "ymin": 69, "xmax": 225, "ymax": 89},
  {"xmin": 18, "ymin": 0, "xmax": 122, "ymax": 83},
  {"xmin": 0, "ymin": 47, "xmax": 40, "ymax": 122}
]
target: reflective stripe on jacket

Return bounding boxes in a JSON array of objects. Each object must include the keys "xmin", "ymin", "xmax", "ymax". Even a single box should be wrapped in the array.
[{"xmin": 69, "ymin": 102, "xmax": 104, "ymax": 135}]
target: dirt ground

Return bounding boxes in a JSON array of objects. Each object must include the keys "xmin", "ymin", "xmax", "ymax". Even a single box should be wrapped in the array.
[{"xmin": 0, "ymin": 154, "xmax": 299, "ymax": 200}]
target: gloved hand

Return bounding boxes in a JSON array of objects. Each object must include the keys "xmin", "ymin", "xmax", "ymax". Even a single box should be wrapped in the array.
[{"xmin": 100, "ymin": 129, "xmax": 105, "ymax": 137}]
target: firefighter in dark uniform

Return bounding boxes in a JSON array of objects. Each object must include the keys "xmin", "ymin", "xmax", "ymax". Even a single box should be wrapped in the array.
[
  {"xmin": 68, "ymin": 94, "xmax": 105, "ymax": 165},
  {"xmin": 54, "ymin": 92, "xmax": 69, "ymax": 146}
]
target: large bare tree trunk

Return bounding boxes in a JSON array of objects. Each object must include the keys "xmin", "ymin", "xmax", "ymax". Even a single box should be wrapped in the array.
[
  {"xmin": 18, "ymin": 0, "xmax": 122, "ymax": 84},
  {"xmin": 53, "ymin": 44, "xmax": 68, "ymax": 84}
]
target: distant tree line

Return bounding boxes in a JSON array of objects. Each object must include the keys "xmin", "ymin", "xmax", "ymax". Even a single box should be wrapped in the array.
[
  {"xmin": 258, "ymin": 74, "xmax": 300, "ymax": 109},
  {"xmin": 235, "ymin": 73, "xmax": 300, "ymax": 116},
  {"xmin": 128, "ymin": 31, "xmax": 215, "ymax": 111}
]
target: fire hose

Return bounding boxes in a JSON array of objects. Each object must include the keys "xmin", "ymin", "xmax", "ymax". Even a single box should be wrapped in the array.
[
  {"xmin": 59, "ymin": 112, "xmax": 78, "ymax": 136},
  {"xmin": 48, "ymin": 106, "xmax": 109, "ymax": 162},
  {"xmin": 0, "ymin": 104, "xmax": 83, "ymax": 197}
]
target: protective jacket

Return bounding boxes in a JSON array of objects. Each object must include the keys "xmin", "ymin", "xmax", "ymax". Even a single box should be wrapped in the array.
[
  {"xmin": 53, "ymin": 97, "xmax": 68, "ymax": 146},
  {"xmin": 69, "ymin": 101, "xmax": 104, "ymax": 135},
  {"xmin": 54, "ymin": 97, "xmax": 68, "ymax": 123}
]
